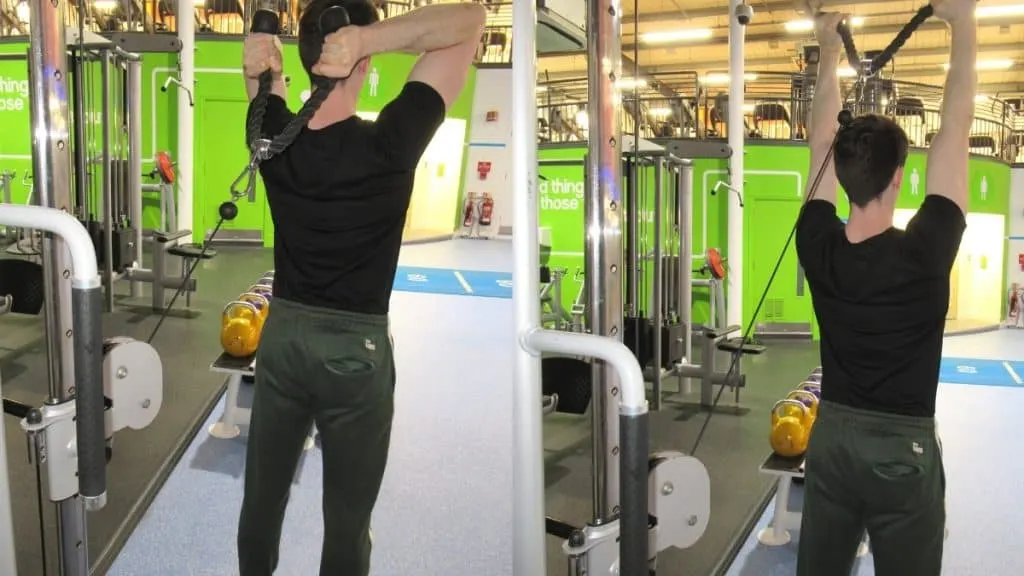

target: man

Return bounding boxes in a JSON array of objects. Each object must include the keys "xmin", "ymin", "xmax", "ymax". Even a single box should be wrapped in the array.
[
  {"xmin": 237, "ymin": 2, "xmax": 486, "ymax": 574},
  {"xmin": 794, "ymin": 1, "xmax": 976, "ymax": 574}
]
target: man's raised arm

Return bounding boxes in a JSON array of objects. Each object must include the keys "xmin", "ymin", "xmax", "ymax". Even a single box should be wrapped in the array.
[
  {"xmin": 925, "ymin": 0, "xmax": 977, "ymax": 214},
  {"xmin": 318, "ymin": 2, "xmax": 487, "ymax": 108},
  {"xmin": 243, "ymin": 35, "xmax": 288, "ymax": 102},
  {"xmin": 805, "ymin": 13, "xmax": 846, "ymax": 205}
]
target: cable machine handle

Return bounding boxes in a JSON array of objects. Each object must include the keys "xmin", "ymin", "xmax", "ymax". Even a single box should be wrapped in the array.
[
  {"xmin": 246, "ymin": 8, "xmax": 281, "ymax": 149},
  {"xmin": 836, "ymin": 19, "xmax": 861, "ymax": 76}
]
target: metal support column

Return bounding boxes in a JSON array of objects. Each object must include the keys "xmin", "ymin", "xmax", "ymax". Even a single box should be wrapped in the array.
[
  {"xmin": 727, "ymin": 0, "xmax": 746, "ymax": 327},
  {"xmin": 26, "ymin": 0, "xmax": 89, "ymax": 572},
  {"xmin": 625, "ymin": 157, "xmax": 638, "ymax": 315},
  {"xmin": 100, "ymin": 51, "xmax": 115, "ymax": 312},
  {"xmin": 510, "ymin": 0, "xmax": 545, "ymax": 573},
  {"xmin": 651, "ymin": 159, "xmax": 664, "ymax": 410},
  {"xmin": 585, "ymin": 0, "xmax": 624, "ymax": 521},
  {"xmin": 127, "ymin": 56, "xmax": 143, "ymax": 297},
  {"xmin": 678, "ymin": 161, "xmax": 694, "ymax": 394}
]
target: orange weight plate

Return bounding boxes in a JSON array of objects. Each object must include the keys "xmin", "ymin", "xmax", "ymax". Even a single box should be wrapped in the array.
[
  {"xmin": 156, "ymin": 151, "xmax": 176, "ymax": 184},
  {"xmin": 707, "ymin": 248, "xmax": 726, "ymax": 280}
]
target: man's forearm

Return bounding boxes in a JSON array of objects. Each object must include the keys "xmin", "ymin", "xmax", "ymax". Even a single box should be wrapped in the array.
[
  {"xmin": 359, "ymin": 3, "xmax": 486, "ymax": 56},
  {"xmin": 809, "ymin": 50, "xmax": 842, "ymax": 148},
  {"xmin": 805, "ymin": 49, "xmax": 842, "ymax": 203},
  {"xmin": 245, "ymin": 74, "xmax": 287, "ymax": 102},
  {"xmin": 936, "ymin": 20, "xmax": 977, "ymax": 139}
]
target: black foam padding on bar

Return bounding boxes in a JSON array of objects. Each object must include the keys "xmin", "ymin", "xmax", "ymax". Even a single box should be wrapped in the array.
[
  {"xmin": 619, "ymin": 411, "xmax": 650, "ymax": 574},
  {"xmin": 73, "ymin": 286, "xmax": 106, "ymax": 501},
  {"xmin": 250, "ymin": 9, "xmax": 280, "ymax": 35},
  {"xmin": 319, "ymin": 6, "xmax": 351, "ymax": 34}
]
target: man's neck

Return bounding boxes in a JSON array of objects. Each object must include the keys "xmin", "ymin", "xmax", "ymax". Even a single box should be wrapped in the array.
[
  {"xmin": 308, "ymin": 87, "xmax": 358, "ymax": 130},
  {"xmin": 846, "ymin": 202, "xmax": 894, "ymax": 244}
]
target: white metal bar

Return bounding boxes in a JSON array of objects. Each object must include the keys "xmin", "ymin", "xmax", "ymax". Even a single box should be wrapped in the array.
[
  {"xmin": 177, "ymin": 0, "xmax": 195, "ymax": 236},
  {"xmin": 526, "ymin": 330, "xmax": 647, "ymax": 414},
  {"xmin": 727, "ymin": 0, "xmax": 745, "ymax": 327},
  {"xmin": 510, "ymin": 0, "xmax": 545, "ymax": 573},
  {"xmin": 0, "ymin": 205, "xmax": 100, "ymax": 288}
]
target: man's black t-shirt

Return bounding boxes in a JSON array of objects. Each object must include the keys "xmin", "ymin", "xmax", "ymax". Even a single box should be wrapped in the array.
[
  {"xmin": 795, "ymin": 196, "xmax": 967, "ymax": 417},
  {"xmin": 247, "ymin": 81, "xmax": 446, "ymax": 315}
]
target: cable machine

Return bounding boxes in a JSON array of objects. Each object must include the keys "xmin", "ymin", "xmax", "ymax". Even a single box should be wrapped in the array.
[{"xmin": 0, "ymin": 3, "xmax": 165, "ymax": 575}]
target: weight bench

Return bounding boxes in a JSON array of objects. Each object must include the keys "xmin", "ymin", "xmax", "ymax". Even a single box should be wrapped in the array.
[
  {"xmin": 675, "ymin": 324, "xmax": 765, "ymax": 410},
  {"xmin": 758, "ymin": 452, "xmax": 870, "ymax": 555},
  {"xmin": 127, "ymin": 229, "xmax": 217, "ymax": 310}
]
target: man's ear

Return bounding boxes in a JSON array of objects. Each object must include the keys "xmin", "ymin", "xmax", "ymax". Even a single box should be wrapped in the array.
[{"xmin": 357, "ymin": 58, "xmax": 370, "ymax": 74}]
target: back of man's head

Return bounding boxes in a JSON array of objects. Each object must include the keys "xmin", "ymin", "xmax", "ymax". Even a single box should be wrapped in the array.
[
  {"xmin": 833, "ymin": 114, "xmax": 910, "ymax": 208},
  {"xmin": 298, "ymin": 0, "xmax": 380, "ymax": 85}
]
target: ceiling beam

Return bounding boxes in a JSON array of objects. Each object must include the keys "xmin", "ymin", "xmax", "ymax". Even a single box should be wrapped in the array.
[
  {"xmin": 619, "ymin": 0, "xmax": 918, "ymax": 25},
  {"xmin": 631, "ymin": 42, "xmax": 1024, "ymax": 73},
  {"xmin": 621, "ymin": 18, "xmax": 1024, "ymax": 51}
]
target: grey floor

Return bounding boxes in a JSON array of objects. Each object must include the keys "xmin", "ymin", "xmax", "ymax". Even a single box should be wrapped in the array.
[
  {"xmin": 2, "ymin": 245, "xmax": 275, "ymax": 575},
  {"xmin": 107, "ymin": 238, "xmax": 824, "ymax": 576}
]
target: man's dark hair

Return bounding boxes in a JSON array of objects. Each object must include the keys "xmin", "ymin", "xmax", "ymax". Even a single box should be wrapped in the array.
[
  {"xmin": 832, "ymin": 114, "xmax": 909, "ymax": 208},
  {"xmin": 298, "ymin": 0, "xmax": 380, "ymax": 84}
]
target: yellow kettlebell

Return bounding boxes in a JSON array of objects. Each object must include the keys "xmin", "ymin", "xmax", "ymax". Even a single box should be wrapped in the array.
[
  {"xmin": 770, "ymin": 399, "xmax": 811, "ymax": 458},
  {"xmin": 220, "ymin": 300, "xmax": 263, "ymax": 358},
  {"xmin": 786, "ymin": 389, "xmax": 819, "ymax": 427},
  {"xmin": 239, "ymin": 292, "xmax": 270, "ymax": 320}
]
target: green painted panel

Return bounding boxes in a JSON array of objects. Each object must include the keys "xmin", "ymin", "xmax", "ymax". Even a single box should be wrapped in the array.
[{"xmin": 0, "ymin": 40, "xmax": 476, "ymax": 244}]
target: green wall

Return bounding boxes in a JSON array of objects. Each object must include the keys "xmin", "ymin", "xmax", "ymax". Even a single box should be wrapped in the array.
[
  {"xmin": 538, "ymin": 142, "xmax": 1012, "ymax": 337},
  {"xmin": 0, "ymin": 38, "xmax": 478, "ymax": 244}
]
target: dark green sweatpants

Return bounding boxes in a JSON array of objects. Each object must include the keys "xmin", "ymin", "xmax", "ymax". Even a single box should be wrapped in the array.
[
  {"xmin": 797, "ymin": 400, "xmax": 945, "ymax": 576},
  {"xmin": 237, "ymin": 298, "xmax": 395, "ymax": 576}
]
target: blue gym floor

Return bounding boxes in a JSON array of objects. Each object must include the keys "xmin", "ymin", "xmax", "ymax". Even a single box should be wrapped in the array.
[{"xmin": 108, "ymin": 239, "xmax": 1024, "ymax": 575}]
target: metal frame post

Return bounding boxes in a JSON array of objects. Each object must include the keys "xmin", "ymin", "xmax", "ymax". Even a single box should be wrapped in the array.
[
  {"xmin": 679, "ymin": 162, "xmax": 694, "ymax": 394},
  {"xmin": 26, "ymin": 0, "xmax": 89, "ymax": 572},
  {"xmin": 100, "ymin": 51, "xmax": 115, "ymax": 311},
  {"xmin": 0, "ymin": 372, "xmax": 15, "ymax": 575},
  {"xmin": 585, "ymin": 0, "xmax": 625, "ymax": 521},
  {"xmin": 177, "ymin": 0, "xmax": 196, "ymax": 237},
  {"xmin": 127, "ymin": 56, "xmax": 143, "ymax": 297},
  {"xmin": 651, "ymin": 158, "xmax": 664, "ymax": 409},
  {"xmin": 727, "ymin": 0, "xmax": 745, "ymax": 327},
  {"xmin": 510, "ymin": 0, "xmax": 545, "ymax": 573}
]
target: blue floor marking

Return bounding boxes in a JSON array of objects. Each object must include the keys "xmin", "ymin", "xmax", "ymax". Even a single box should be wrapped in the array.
[
  {"xmin": 454, "ymin": 270, "xmax": 513, "ymax": 299},
  {"xmin": 393, "ymin": 266, "xmax": 512, "ymax": 299},
  {"xmin": 393, "ymin": 266, "xmax": 467, "ymax": 296},
  {"xmin": 940, "ymin": 357, "xmax": 1024, "ymax": 388}
]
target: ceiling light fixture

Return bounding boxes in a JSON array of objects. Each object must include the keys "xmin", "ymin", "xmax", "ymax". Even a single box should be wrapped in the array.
[
  {"xmin": 640, "ymin": 28, "xmax": 714, "ymax": 44},
  {"xmin": 702, "ymin": 73, "xmax": 757, "ymax": 85},
  {"xmin": 785, "ymin": 16, "xmax": 863, "ymax": 32},
  {"xmin": 617, "ymin": 78, "xmax": 647, "ymax": 89},
  {"xmin": 942, "ymin": 59, "xmax": 1014, "ymax": 71},
  {"xmin": 976, "ymin": 4, "xmax": 1024, "ymax": 18}
]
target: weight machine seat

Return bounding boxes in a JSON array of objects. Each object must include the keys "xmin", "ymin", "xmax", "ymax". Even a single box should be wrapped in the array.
[
  {"xmin": 152, "ymin": 229, "xmax": 192, "ymax": 244},
  {"xmin": 700, "ymin": 324, "xmax": 742, "ymax": 340},
  {"xmin": 717, "ymin": 336, "xmax": 767, "ymax": 355},
  {"xmin": 167, "ymin": 243, "xmax": 217, "ymax": 260}
]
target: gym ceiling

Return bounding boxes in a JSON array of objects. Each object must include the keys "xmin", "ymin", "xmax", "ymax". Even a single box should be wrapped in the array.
[{"xmin": 536, "ymin": 0, "xmax": 1024, "ymax": 99}]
